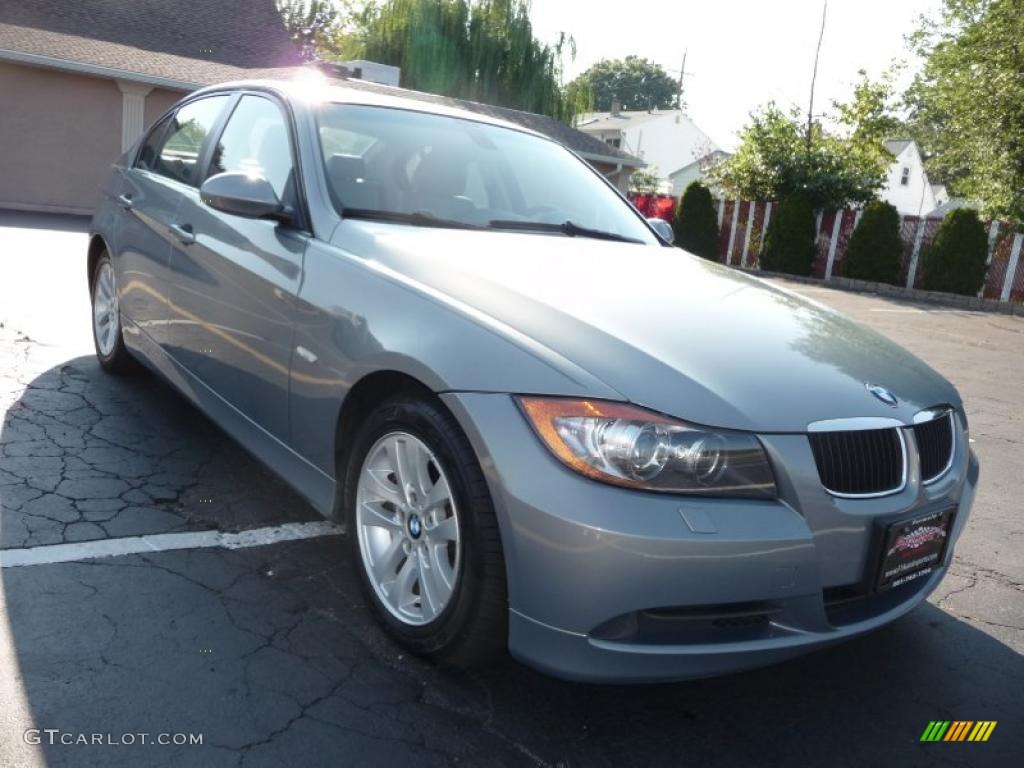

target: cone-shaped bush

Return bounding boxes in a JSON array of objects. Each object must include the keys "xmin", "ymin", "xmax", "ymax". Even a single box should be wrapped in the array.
[
  {"xmin": 921, "ymin": 208, "xmax": 989, "ymax": 295},
  {"xmin": 673, "ymin": 181, "xmax": 720, "ymax": 260},
  {"xmin": 842, "ymin": 200, "xmax": 903, "ymax": 284},
  {"xmin": 761, "ymin": 189, "xmax": 817, "ymax": 276}
]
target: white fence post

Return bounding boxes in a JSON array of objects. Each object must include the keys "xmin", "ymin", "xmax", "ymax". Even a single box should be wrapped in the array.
[
  {"xmin": 759, "ymin": 201, "xmax": 773, "ymax": 260},
  {"xmin": 824, "ymin": 210, "xmax": 844, "ymax": 280},
  {"xmin": 986, "ymin": 221, "xmax": 1001, "ymax": 264},
  {"xmin": 725, "ymin": 200, "xmax": 741, "ymax": 265},
  {"xmin": 906, "ymin": 219, "xmax": 927, "ymax": 289},
  {"xmin": 979, "ymin": 221, "xmax": 1001, "ymax": 298},
  {"xmin": 1000, "ymin": 232, "xmax": 1023, "ymax": 302},
  {"xmin": 717, "ymin": 198, "xmax": 725, "ymax": 229},
  {"xmin": 740, "ymin": 201, "xmax": 756, "ymax": 267}
]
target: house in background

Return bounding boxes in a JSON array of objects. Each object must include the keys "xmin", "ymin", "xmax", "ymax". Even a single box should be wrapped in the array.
[
  {"xmin": 576, "ymin": 101, "xmax": 725, "ymax": 195},
  {"xmin": 0, "ymin": 0, "xmax": 306, "ymax": 214},
  {"xmin": 881, "ymin": 138, "xmax": 949, "ymax": 216},
  {"xmin": 0, "ymin": 0, "xmax": 640, "ymax": 214}
]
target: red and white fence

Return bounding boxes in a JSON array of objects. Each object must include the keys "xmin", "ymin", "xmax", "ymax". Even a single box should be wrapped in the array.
[{"xmin": 630, "ymin": 193, "xmax": 1024, "ymax": 304}]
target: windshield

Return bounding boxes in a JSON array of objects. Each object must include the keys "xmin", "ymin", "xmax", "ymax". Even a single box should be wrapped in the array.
[{"xmin": 316, "ymin": 104, "xmax": 657, "ymax": 244}]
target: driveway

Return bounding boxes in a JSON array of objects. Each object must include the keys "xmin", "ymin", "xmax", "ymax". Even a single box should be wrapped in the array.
[{"xmin": 1, "ymin": 210, "xmax": 1021, "ymax": 767}]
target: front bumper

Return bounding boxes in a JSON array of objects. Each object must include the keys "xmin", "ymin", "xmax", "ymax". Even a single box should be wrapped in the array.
[{"xmin": 443, "ymin": 393, "xmax": 979, "ymax": 683}]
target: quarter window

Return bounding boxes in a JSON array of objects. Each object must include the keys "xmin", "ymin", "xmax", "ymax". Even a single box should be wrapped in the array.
[
  {"xmin": 207, "ymin": 95, "xmax": 296, "ymax": 208},
  {"xmin": 145, "ymin": 95, "xmax": 230, "ymax": 186},
  {"xmin": 136, "ymin": 117, "xmax": 171, "ymax": 173}
]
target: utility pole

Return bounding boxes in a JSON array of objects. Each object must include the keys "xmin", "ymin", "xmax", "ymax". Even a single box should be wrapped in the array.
[
  {"xmin": 671, "ymin": 49, "xmax": 695, "ymax": 112},
  {"xmin": 678, "ymin": 49, "xmax": 687, "ymax": 110},
  {"xmin": 807, "ymin": 0, "xmax": 828, "ymax": 151}
]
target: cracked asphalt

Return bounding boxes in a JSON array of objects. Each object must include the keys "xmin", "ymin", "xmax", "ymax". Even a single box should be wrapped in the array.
[{"xmin": 0, "ymin": 210, "xmax": 1021, "ymax": 767}]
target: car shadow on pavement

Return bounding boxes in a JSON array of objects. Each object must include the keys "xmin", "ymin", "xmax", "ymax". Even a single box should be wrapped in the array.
[
  {"xmin": 2, "ymin": 357, "xmax": 1022, "ymax": 767},
  {"xmin": 0, "ymin": 355, "xmax": 318, "ymax": 550}
]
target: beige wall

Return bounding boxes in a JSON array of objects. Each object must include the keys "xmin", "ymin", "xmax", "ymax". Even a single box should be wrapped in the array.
[
  {"xmin": 0, "ymin": 61, "xmax": 123, "ymax": 214},
  {"xmin": 144, "ymin": 86, "xmax": 187, "ymax": 132},
  {"xmin": 589, "ymin": 160, "xmax": 634, "ymax": 193}
]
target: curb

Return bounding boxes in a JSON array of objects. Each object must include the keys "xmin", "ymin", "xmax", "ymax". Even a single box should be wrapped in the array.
[{"xmin": 738, "ymin": 268, "xmax": 1024, "ymax": 317}]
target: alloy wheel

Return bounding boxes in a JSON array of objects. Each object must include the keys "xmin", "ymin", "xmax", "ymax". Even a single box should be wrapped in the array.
[
  {"xmin": 355, "ymin": 431, "xmax": 461, "ymax": 626},
  {"xmin": 92, "ymin": 261, "xmax": 120, "ymax": 357}
]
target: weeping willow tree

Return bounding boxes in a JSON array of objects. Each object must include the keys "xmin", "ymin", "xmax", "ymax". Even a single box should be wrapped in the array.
[{"xmin": 348, "ymin": 0, "xmax": 584, "ymax": 122}]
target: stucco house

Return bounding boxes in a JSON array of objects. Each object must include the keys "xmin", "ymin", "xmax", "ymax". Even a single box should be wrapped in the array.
[
  {"xmin": 0, "ymin": 0, "xmax": 306, "ymax": 215},
  {"xmin": 0, "ymin": 1, "xmax": 641, "ymax": 215},
  {"xmin": 576, "ymin": 102, "xmax": 724, "ymax": 195},
  {"xmin": 880, "ymin": 138, "xmax": 949, "ymax": 217}
]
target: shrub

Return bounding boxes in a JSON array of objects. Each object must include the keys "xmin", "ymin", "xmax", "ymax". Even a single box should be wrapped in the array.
[
  {"xmin": 842, "ymin": 200, "xmax": 903, "ymax": 284},
  {"xmin": 921, "ymin": 208, "xmax": 989, "ymax": 295},
  {"xmin": 760, "ymin": 189, "xmax": 817, "ymax": 275},
  {"xmin": 673, "ymin": 181, "xmax": 720, "ymax": 260}
]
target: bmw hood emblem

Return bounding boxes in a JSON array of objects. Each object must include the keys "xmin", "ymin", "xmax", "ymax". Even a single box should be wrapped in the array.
[{"xmin": 866, "ymin": 383, "xmax": 898, "ymax": 407}]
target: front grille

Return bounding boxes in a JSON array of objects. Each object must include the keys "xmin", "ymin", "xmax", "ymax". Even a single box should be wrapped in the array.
[
  {"xmin": 808, "ymin": 427, "xmax": 905, "ymax": 496},
  {"xmin": 913, "ymin": 411, "xmax": 955, "ymax": 483}
]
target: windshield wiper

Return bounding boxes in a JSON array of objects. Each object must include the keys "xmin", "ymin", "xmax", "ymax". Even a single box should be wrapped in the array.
[
  {"xmin": 487, "ymin": 218, "xmax": 643, "ymax": 244},
  {"xmin": 341, "ymin": 208, "xmax": 482, "ymax": 230}
]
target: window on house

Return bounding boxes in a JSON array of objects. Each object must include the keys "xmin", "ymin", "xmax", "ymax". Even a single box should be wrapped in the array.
[{"xmin": 900, "ymin": 166, "xmax": 910, "ymax": 186}]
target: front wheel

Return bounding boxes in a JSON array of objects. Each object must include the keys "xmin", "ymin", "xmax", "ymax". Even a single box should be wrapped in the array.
[
  {"xmin": 91, "ymin": 253, "xmax": 135, "ymax": 373},
  {"xmin": 343, "ymin": 394, "xmax": 507, "ymax": 663}
]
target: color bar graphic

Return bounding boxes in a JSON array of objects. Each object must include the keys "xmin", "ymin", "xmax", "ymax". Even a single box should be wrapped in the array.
[{"xmin": 921, "ymin": 721, "xmax": 996, "ymax": 742}]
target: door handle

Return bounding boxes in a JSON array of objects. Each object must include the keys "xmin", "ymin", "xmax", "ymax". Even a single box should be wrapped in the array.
[
  {"xmin": 117, "ymin": 193, "xmax": 133, "ymax": 209},
  {"xmin": 170, "ymin": 223, "xmax": 195, "ymax": 245}
]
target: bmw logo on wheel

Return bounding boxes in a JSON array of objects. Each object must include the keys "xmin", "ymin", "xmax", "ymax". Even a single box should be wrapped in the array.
[{"xmin": 408, "ymin": 513, "xmax": 422, "ymax": 539}]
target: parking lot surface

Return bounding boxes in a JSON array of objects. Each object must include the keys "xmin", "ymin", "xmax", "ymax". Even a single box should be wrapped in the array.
[{"xmin": 1, "ymin": 211, "xmax": 1021, "ymax": 767}]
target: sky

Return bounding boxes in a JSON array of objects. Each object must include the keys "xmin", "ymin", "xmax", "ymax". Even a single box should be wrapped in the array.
[{"xmin": 529, "ymin": 0, "xmax": 943, "ymax": 150}]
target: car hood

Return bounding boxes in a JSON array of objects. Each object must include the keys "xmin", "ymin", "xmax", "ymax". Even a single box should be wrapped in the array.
[{"xmin": 335, "ymin": 221, "xmax": 960, "ymax": 432}]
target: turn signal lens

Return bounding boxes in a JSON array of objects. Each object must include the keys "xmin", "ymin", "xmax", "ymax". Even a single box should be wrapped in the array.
[{"xmin": 516, "ymin": 397, "xmax": 776, "ymax": 498}]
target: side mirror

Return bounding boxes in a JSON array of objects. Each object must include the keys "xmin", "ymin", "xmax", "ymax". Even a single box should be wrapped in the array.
[
  {"xmin": 200, "ymin": 172, "xmax": 289, "ymax": 222},
  {"xmin": 647, "ymin": 217, "xmax": 674, "ymax": 244}
]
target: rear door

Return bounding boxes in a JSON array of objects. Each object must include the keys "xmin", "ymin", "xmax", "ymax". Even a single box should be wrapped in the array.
[
  {"xmin": 165, "ymin": 92, "xmax": 309, "ymax": 442},
  {"xmin": 115, "ymin": 95, "xmax": 231, "ymax": 346}
]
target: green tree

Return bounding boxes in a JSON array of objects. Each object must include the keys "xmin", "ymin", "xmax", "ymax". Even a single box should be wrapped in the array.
[
  {"xmin": 921, "ymin": 208, "xmax": 989, "ymax": 295},
  {"xmin": 673, "ymin": 181, "xmax": 719, "ymax": 260},
  {"xmin": 905, "ymin": 0, "xmax": 1024, "ymax": 223},
  {"xmin": 343, "ymin": 0, "xmax": 580, "ymax": 121},
  {"xmin": 276, "ymin": 1, "xmax": 343, "ymax": 60},
  {"xmin": 567, "ymin": 56, "xmax": 679, "ymax": 112},
  {"xmin": 842, "ymin": 200, "xmax": 903, "ymax": 284},
  {"xmin": 710, "ymin": 73, "xmax": 899, "ymax": 210},
  {"xmin": 760, "ymin": 189, "xmax": 817, "ymax": 276},
  {"xmin": 628, "ymin": 167, "xmax": 660, "ymax": 194}
]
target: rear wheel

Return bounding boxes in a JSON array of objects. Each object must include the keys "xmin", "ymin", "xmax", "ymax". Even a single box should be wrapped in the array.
[
  {"xmin": 91, "ymin": 254, "xmax": 135, "ymax": 373},
  {"xmin": 344, "ymin": 394, "xmax": 507, "ymax": 663}
]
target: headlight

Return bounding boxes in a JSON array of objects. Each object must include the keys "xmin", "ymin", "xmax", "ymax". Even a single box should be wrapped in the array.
[{"xmin": 516, "ymin": 397, "xmax": 777, "ymax": 498}]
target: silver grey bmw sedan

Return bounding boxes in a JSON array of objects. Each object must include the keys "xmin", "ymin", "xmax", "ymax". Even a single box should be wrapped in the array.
[{"xmin": 87, "ymin": 79, "xmax": 978, "ymax": 682}]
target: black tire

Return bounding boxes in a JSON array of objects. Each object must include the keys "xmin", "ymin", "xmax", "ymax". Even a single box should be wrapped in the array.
[
  {"xmin": 343, "ymin": 393, "xmax": 507, "ymax": 664},
  {"xmin": 90, "ymin": 252, "xmax": 136, "ymax": 374}
]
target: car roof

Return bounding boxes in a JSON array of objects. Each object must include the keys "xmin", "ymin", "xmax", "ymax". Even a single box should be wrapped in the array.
[{"xmin": 191, "ymin": 77, "xmax": 542, "ymax": 139}]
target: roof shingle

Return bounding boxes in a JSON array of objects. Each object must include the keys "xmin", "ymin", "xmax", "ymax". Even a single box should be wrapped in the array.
[{"xmin": 0, "ymin": 0, "xmax": 300, "ymax": 69}]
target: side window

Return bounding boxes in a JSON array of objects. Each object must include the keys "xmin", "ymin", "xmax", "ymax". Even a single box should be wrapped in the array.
[
  {"xmin": 207, "ymin": 95, "xmax": 296, "ymax": 208},
  {"xmin": 136, "ymin": 117, "xmax": 171, "ymax": 173},
  {"xmin": 147, "ymin": 95, "xmax": 229, "ymax": 186}
]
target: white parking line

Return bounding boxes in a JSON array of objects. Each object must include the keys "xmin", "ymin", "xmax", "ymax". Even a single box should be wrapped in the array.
[{"xmin": 0, "ymin": 521, "xmax": 344, "ymax": 568}]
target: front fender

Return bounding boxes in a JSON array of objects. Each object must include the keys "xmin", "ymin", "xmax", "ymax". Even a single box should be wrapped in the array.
[{"xmin": 287, "ymin": 239, "xmax": 621, "ymax": 476}]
